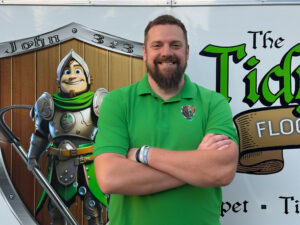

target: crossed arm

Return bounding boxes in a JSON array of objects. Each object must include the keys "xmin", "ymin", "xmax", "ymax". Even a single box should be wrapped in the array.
[{"xmin": 94, "ymin": 133, "xmax": 238, "ymax": 195}]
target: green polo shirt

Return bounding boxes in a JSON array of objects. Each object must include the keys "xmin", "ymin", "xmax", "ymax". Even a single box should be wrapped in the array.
[{"xmin": 94, "ymin": 74, "xmax": 238, "ymax": 225}]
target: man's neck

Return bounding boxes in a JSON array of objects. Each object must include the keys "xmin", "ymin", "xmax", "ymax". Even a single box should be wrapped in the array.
[{"xmin": 147, "ymin": 75, "xmax": 185, "ymax": 101}]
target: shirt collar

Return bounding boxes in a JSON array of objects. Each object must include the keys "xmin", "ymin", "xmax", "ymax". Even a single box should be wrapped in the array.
[
  {"xmin": 137, "ymin": 74, "xmax": 152, "ymax": 96},
  {"xmin": 137, "ymin": 74, "xmax": 197, "ymax": 101},
  {"xmin": 180, "ymin": 75, "xmax": 196, "ymax": 99}
]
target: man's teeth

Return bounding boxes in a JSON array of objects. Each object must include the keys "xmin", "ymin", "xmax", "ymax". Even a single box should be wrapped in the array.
[{"xmin": 159, "ymin": 62, "xmax": 175, "ymax": 64}]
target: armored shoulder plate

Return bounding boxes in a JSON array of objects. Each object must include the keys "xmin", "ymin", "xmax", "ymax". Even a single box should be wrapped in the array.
[
  {"xmin": 93, "ymin": 88, "xmax": 108, "ymax": 117},
  {"xmin": 35, "ymin": 92, "xmax": 54, "ymax": 120}
]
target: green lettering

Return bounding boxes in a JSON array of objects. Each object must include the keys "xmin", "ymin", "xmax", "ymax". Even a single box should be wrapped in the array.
[
  {"xmin": 258, "ymin": 44, "xmax": 300, "ymax": 113},
  {"xmin": 243, "ymin": 56, "xmax": 261, "ymax": 106},
  {"xmin": 200, "ymin": 44, "xmax": 247, "ymax": 101},
  {"xmin": 243, "ymin": 70, "xmax": 260, "ymax": 106},
  {"xmin": 292, "ymin": 66, "xmax": 300, "ymax": 116}
]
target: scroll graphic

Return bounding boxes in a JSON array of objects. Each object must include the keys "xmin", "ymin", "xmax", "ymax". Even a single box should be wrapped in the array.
[{"xmin": 234, "ymin": 106, "xmax": 300, "ymax": 174}]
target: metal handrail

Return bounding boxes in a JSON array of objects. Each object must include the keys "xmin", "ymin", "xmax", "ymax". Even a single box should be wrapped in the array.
[{"xmin": 0, "ymin": 105, "xmax": 78, "ymax": 225}]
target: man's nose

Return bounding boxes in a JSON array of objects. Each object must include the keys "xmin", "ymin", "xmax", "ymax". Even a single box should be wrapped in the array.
[{"xmin": 161, "ymin": 45, "xmax": 172, "ymax": 56}]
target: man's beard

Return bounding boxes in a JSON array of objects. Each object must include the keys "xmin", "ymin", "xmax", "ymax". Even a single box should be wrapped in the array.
[{"xmin": 146, "ymin": 55, "xmax": 187, "ymax": 91}]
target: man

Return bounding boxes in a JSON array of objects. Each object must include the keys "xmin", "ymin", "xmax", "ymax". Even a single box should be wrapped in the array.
[
  {"xmin": 94, "ymin": 15, "xmax": 239, "ymax": 225},
  {"xmin": 27, "ymin": 50, "xmax": 108, "ymax": 225}
]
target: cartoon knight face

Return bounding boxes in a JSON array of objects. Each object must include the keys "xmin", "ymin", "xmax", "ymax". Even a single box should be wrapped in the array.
[
  {"xmin": 56, "ymin": 49, "xmax": 91, "ymax": 96},
  {"xmin": 59, "ymin": 59, "xmax": 88, "ymax": 95}
]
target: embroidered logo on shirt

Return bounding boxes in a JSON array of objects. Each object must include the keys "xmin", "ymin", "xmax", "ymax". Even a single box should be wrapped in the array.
[{"xmin": 181, "ymin": 105, "xmax": 196, "ymax": 120}]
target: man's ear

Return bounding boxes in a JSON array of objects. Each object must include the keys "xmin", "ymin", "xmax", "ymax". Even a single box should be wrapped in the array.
[
  {"xmin": 143, "ymin": 45, "xmax": 147, "ymax": 62},
  {"xmin": 186, "ymin": 44, "xmax": 190, "ymax": 60}
]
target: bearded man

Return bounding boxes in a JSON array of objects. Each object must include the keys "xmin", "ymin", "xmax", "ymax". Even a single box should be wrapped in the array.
[
  {"xmin": 27, "ymin": 50, "xmax": 108, "ymax": 225},
  {"xmin": 94, "ymin": 15, "xmax": 239, "ymax": 225}
]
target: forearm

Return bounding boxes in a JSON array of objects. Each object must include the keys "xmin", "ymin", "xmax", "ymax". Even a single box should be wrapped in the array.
[
  {"xmin": 94, "ymin": 153, "xmax": 185, "ymax": 195},
  {"xmin": 147, "ymin": 142, "xmax": 238, "ymax": 187}
]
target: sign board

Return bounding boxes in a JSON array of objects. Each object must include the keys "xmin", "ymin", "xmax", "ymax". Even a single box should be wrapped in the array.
[{"xmin": 0, "ymin": 2, "xmax": 300, "ymax": 224}]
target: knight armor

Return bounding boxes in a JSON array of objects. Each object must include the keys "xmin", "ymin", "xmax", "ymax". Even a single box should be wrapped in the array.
[
  {"xmin": 28, "ymin": 88, "xmax": 108, "ymax": 225},
  {"xmin": 49, "ymin": 108, "xmax": 97, "ymax": 141}
]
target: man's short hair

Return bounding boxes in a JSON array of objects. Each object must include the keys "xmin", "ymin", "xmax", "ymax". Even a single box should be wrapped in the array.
[{"xmin": 144, "ymin": 14, "xmax": 188, "ymax": 44}]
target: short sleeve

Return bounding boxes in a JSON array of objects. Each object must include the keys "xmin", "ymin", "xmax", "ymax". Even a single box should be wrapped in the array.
[
  {"xmin": 205, "ymin": 92, "xmax": 239, "ymax": 146},
  {"xmin": 93, "ymin": 90, "xmax": 129, "ymax": 157}
]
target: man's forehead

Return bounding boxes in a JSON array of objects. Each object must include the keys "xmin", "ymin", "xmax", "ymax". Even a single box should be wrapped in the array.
[
  {"xmin": 147, "ymin": 25, "xmax": 185, "ymax": 41},
  {"xmin": 148, "ymin": 24, "xmax": 183, "ymax": 33}
]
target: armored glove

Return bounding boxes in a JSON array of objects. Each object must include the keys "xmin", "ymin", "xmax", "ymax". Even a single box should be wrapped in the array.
[{"xmin": 27, "ymin": 133, "xmax": 49, "ymax": 171}]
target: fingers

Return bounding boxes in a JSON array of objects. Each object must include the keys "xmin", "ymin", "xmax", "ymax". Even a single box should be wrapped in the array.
[
  {"xmin": 198, "ymin": 133, "xmax": 231, "ymax": 151},
  {"xmin": 215, "ymin": 139, "xmax": 232, "ymax": 150}
]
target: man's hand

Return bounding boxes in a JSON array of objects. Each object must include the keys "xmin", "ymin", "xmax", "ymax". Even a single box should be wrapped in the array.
[{"xmin": 197, "ymin": 133, "xmax": 233, "ymax": 151}]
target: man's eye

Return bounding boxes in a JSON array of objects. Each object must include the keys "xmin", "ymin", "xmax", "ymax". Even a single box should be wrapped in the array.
[
  {"xmin": 75, "ymin": 69, "xmax": 82, "ymax": 74},
  {"xmin": 64, "ymin": 69, "xmax": 70, "ymax": 75},
  {"xmin": 171, "ymin": 44, "xmax": 181, "ymax": 48},
  {"xmin": 152, "ymin": 44, "xmax": 161, "ymax": 48}
]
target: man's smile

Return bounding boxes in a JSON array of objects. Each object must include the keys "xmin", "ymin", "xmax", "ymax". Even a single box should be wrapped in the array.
[
  {"xmin": 156, "ymin": 59, "xmax": 178, "ymax": 71},
  {"xmin": 155, "ymin": 56, "xmax": 178, "ymax": 65},
  {"xmin": 158, "ymin": 62, "xmax": 176, "ymax": 65}
]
